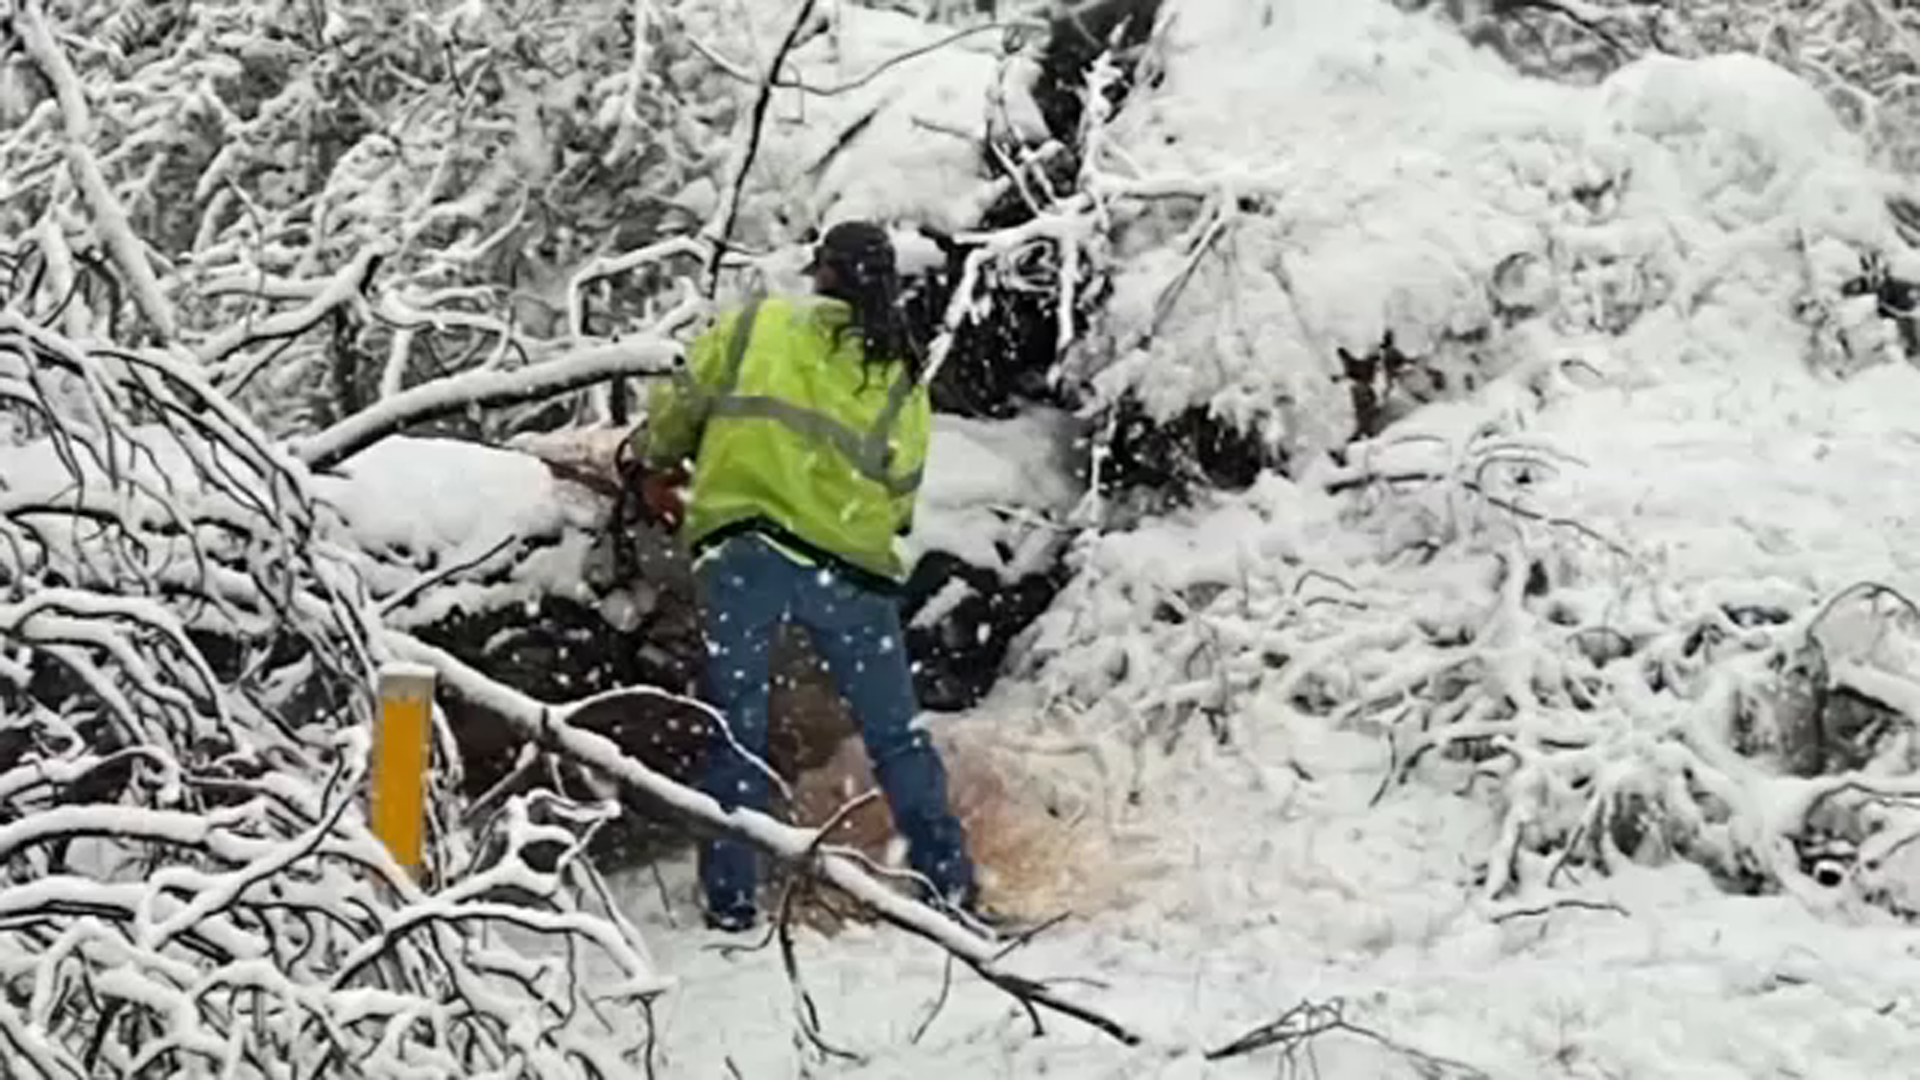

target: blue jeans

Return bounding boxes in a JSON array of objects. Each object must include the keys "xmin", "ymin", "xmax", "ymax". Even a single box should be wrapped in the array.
[{"xmin": 694, "ymin": 533, "xmax": 975, "ymax": 920}]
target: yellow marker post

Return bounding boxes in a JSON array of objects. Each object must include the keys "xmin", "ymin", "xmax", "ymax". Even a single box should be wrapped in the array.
[{"xmin": 372, "ymin": 663, "xmax": 436, "ymax": 879}]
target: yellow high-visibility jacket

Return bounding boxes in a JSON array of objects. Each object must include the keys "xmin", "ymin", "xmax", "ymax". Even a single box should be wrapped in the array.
[{"xmin": 637, "ymin": 294, "xmax": 931, "ymax": 584}]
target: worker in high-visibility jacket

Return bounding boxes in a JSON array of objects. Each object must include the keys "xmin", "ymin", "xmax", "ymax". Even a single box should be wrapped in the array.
[{"xmin": 635, "ymin": 221, "xmax": 979, "ymax": 932}]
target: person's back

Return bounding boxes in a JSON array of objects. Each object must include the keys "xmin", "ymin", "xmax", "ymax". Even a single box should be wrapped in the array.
[
  {"xmin": 650, "ymin": 292, "xmax": 929, "ymax": 588},
  {"xmin": 635, "ymin": 221, "xmax": 982, "ymax": 933}
]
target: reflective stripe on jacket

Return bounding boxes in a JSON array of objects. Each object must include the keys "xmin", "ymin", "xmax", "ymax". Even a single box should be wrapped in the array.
[{"xmin": 638, "ymin": 294, "xmax": 931, "ymax": 583}]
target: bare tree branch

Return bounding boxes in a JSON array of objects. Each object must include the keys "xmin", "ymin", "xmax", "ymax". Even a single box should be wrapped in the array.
[
  {"xmin": 703, "ymin": 0, "xmax": 822, "ymax": 295},
  {"xmin": 1206, "ymin": 996, "xmax": 1490, "ymax": 1076},
  {"xmin": 688, "ymin": 20, "xmax": 1042, "ymax": 98}
]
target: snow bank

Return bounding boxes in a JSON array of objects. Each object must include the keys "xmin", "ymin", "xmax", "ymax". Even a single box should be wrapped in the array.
[
  {"xmin": 988, "ymin": 0, "xmax": 1920, "ymax": 957},
  {"xmin": 1358, "ymin": 362, "xmax": 1920, "ymax": 592},
  {"xmin": 312, "ymin": 435, "xmax": 608, "ymax": 625},
  {"xmin": 312, "ymin": 439, "xmax": 598, "ymax": 628},
  {"xmin": 1074, "ymin": 0, "xmax": 1913, "ymax": 461}
]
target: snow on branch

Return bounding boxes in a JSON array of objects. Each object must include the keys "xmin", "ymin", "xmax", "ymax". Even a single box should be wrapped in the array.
[
  {"xmin": 0, "ymin": 316, "xmax": 672, "ymax": 1077},
  {"xmin": 918, "ymin": 35, "xmax": 1281, "ymax": 391},
  {"xmin": 567, "ymin": 235, "xmax": 710, "ymax": 341},
  {"xmin": 1024, "ymin": 407, "xmax": 1920, "ymax": 915},
  {"xmin": 383, "ymin": 630, "xmax": 1145, "ymax": 1048},
  {"xmin": 0, "ymin": 311, "xmax": 359, "ymax": 706},
  {"xmin": 198, "ymin": 242, "xmax": 390, "ymax": 372},
  {"xmin": 293, "ymin": 338, "xmax": 682, "ymax": 473},
  {"xmin": 0, "ymin": 751, "xmax": 668, "ymax": 1078},
  {"xmin": 15, "ymin": 0, "xmax": 177, "ymax": 345},
  {"xmin": 2, "ymin": 0, "xmax": 741, "ymax": 440},
  {"xmin": 688, "ymin": 19, "xmax": 1042, "ymax": 98}
]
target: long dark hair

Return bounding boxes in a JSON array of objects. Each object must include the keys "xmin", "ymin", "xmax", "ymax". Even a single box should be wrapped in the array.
[
  {"xmin": 823, "ymin": 269, "xmax": 920, "ymax": 382},
  {"xmin": 813, "ymin": 222, "xmax": 922, "ymax": 382}
]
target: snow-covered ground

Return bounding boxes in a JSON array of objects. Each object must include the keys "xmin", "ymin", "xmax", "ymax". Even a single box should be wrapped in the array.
[
  {"xmin": 596, "ymin": 363, "xmax": 1920, "ymax": 1079},
  {"xmin": 615, "ymin": 368, "xmax": 1920, "ymax": 1079},
  {"xmin": 590, "ymin": 0, "xmax": 1920, "ymax": 1076},
  {"xmin": 623, "ymin": 689, "xmax": 1920, "ymax": 1078}
]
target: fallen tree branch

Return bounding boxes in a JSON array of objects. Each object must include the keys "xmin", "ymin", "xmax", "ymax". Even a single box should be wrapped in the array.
[
  {"xmin": 1206, "ymin": 997, "xmax": 1490, "ymax": 1077},
  {"xmin": 1487, "ymin": 897, "xmax": 1629, "ymax": 923},
  {"xmin": 1502, "ymin": 0, "xmax": 1637, "ymax": 58},
  {"xmin": 767, "ymin": 792, "xmax": 886, "ymax": 1063},
  {"xmin": 912, "ymin": 953, "xmax": 959, "ymax": 1045},
  {"xmin": 293, "ymin": 339, "xmax": 682, "ymax": 472},
  {"xmin": 376, "ymin": 530, "xmax": 523, "ymax": 618},
  {"xmin": 383, "ymin": 630, "xmax": 1144, "ymax": 1048}
]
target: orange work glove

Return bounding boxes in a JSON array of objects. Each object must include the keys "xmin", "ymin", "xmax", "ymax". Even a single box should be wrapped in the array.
[{"xmin": 638, "ymin": 465, "xmax": 690, "ymax": 530}]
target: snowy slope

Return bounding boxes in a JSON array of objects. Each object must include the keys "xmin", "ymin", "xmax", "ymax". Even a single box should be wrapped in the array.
[
  {"xmin": 1073, "ymin": 0, "xmax": 1916, "ymax": 464},
  {"xmin": 605, "ymin": 1, "xmax": 1920, "ymax": 1077}
]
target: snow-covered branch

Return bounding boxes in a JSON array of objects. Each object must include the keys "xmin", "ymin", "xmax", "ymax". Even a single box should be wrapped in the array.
[
  {"xmin": 293, "ymin": 339, "xmax": 682, "ymax": 472},
  {"xmin": 0, "ymin": 757, "xmax": 667, "ymax": 1078},
  {"xmin": 690, "ymin": 20, "xmax": 1043, "ymax": 97},
  {"xmin": 567, "ymin": 235, "xmax": 710, "ymax": 341},
  {"xmin": 0, "ymin": 316, "xmax": 670, "ymax": 1077},
  {"xmin": 2, "ymin": 0, "xmax": 738, "ymax": 438},
  {"xmin": 198, "ymin": 243, "xmax": 390, "ymax": 372},
  {"xmin": 384, "ymin": 630, "xmax": 1144, "ymax": 1047},
  {"xmin": 14, "ymin": 0, "xmax": 177, "ymax": 344},
  {"xmin": 1027, "ymin": 401, "xmax": 1920, "ymax": 911}
]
